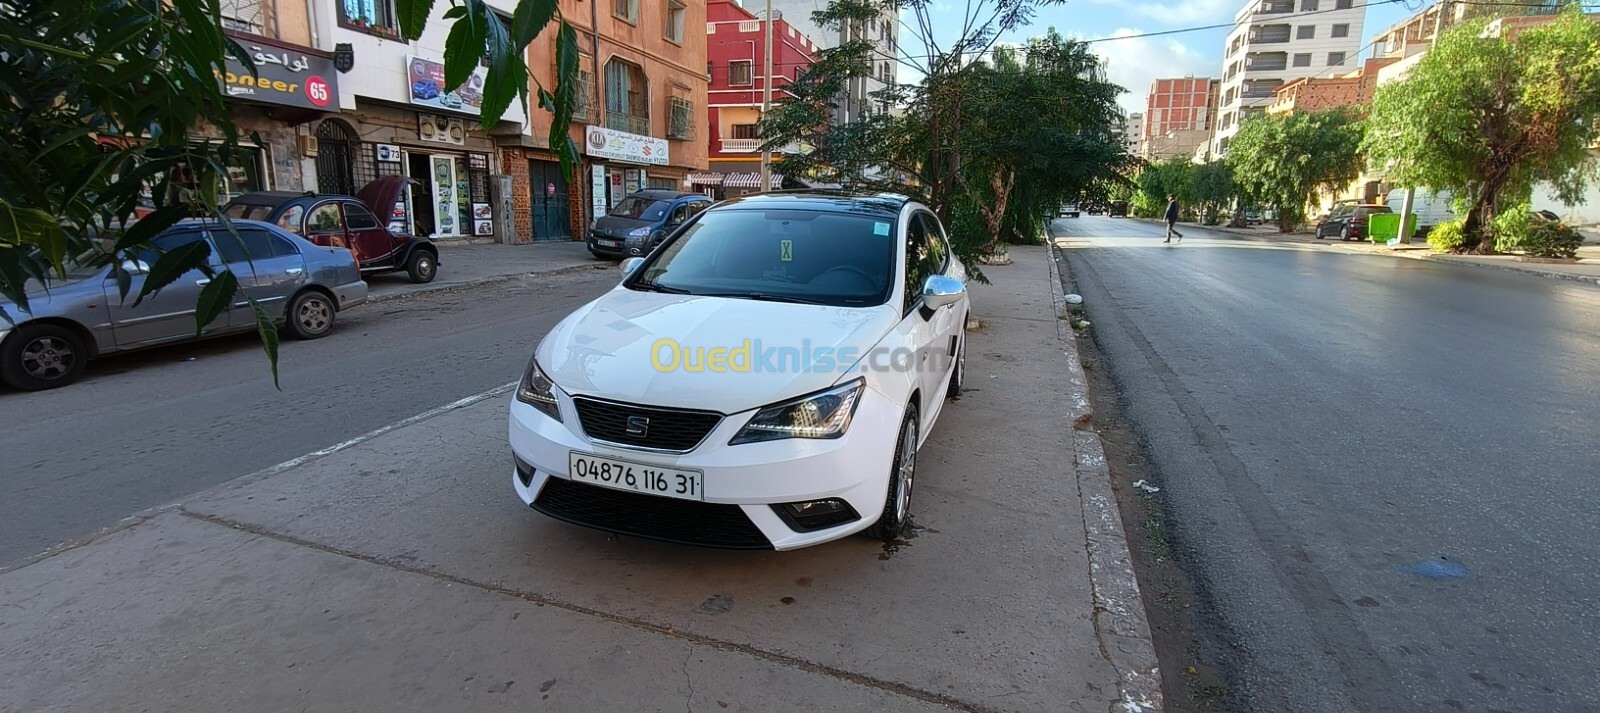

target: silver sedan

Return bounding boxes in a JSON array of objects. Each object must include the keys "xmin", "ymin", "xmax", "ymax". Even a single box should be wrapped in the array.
[{"xmin": 0, "ymin": 219, "xmax": 367, "ymax": 390}]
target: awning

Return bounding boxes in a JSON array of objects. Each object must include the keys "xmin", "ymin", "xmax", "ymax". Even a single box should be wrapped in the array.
[
  {"xmin": 796, "ymin": 177, "xmax": 842, "ymax": 190},
  {"xmin": 686, "ymin": 172, "xmax": 723, "ymax": 185},
  {"xmin": 722, "ymin": 172, "xmax": 783, "ymax": 189}
]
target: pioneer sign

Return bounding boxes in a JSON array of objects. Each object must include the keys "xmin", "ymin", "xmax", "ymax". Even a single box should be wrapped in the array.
[{"xmin": 218, "ymin": 37, "xmax": 341, "ymax": 111}]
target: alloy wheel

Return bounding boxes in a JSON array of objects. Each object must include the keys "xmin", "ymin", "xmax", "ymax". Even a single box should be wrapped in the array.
[
  {"xmin": 894, "ymin": 417, "xmax": 917, "ymax": 521},
  {"xmin": 21, "ymin": 336, "xmax": 75, "ymax": 380},
  {"xmin": 298, "ymin": 296, "xmax": 332, "ymax": 334}
]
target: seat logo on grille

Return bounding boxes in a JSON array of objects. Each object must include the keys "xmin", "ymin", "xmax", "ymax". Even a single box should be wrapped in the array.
[{"xmin": 625, "ymin": 415, "xmax": 651, "ymax": 437}]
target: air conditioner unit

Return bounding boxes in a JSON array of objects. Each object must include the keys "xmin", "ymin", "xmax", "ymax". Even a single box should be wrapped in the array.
[{"xmin": 299, "ymin": 134, "xmax": 319, "ymax": 158}]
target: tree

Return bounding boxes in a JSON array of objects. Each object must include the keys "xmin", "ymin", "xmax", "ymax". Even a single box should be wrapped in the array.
[
  {"xmin": 1190, "ymin": 160, "xmax": 1235, "ymax": 226},
  {"xmin": 760, "ymin": 2, "xmax": 1128, "ymax": 271},
  {"xmin": 1364, "ymin": 9, "xmax": 1600, "ymax": 252},
  {"xmin": 1227, "ymin": 110, "xmax": 1364, "ymax": 232},
  {"xmin": 1, "ymin": 0, "xmax": 582, "ymax": 381}
]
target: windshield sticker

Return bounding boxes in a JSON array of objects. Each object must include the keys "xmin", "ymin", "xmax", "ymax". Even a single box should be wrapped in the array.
[
  {"xmin": 780, "ymin": 239, "xmax": 793, "ymax": 262},
  {"xmin": 874, "ymin": 222, "xmax": 890, "ymax": 236}
]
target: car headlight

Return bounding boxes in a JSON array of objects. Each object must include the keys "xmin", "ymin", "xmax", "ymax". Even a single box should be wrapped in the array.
[
  {"xmin": 730, "ymin": 378, "xmax": 865, "ymax": 445},
  {"xmin": 627, "ymin": 226, "xmax": 652, "ymax": 238},
  {"xmin": 516, "ymin": 357, "xmax": 562, "ymax": 422}
]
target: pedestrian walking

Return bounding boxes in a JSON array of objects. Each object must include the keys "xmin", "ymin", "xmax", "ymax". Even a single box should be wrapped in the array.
[{"xmin": 1164, "ymin": 195, "xmax": 1183, "ymax": 243}]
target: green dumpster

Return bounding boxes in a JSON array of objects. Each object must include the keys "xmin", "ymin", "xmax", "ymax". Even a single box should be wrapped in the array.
[{"xmin": 1368, "ymin": 213, "xmax": 1417, "ymax": 244}]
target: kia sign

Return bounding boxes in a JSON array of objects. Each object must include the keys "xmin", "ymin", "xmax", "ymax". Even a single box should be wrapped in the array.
[
  {"xmin": 219, "ymin": 37, "xmax": 342, "ymax": 111},
  {"xmin": 584, "ymin": 125, "xmax": 669, "ymax": 166}
]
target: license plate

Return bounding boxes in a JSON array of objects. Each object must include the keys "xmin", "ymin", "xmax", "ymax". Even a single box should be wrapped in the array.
[
  {"xmin": 596, "ymin": 239, "xmax": 621, "ymax": 248},
  {"xmin": 568, "ymin": 451, "xmax": 703, "ymax": 501}
]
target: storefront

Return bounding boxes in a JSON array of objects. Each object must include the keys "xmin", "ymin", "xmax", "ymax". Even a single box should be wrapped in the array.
[
  {"xmin": 687, "ymin": 165, "xmax": 785, "ymax": 200},
  {"xmin": 583, "ymin": 125, "xmax": 685, "ymax": 219}
]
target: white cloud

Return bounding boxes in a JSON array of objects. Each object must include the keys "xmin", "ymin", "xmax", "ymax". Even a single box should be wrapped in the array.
[
  {"xmin": 1089, "ymin": 28, "xmax": 1218, "ymax": 115},
  {"xmin": 1083, "ymin": 0, "xmax": 1242, "ymax": 24}
]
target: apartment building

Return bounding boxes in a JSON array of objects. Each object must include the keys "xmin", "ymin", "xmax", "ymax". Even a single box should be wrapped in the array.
[
  {"xmin": 1140, "ymin": 77, "xmax": 1217, "ymax": 160},
  {"xmin": 1211, "ymin": 0, "xmax": 1365, "ymax": 155},
  {"xmin": 693, "ymin": 0, "xmax": 818, "ymax": 197},
  {"xmin": 1116, "ymin": 113, "xmax": 1143, "ymax": 156},
  {"xmin": 763, "ymin": 0, "xmax": 898, "ymax": 123}
]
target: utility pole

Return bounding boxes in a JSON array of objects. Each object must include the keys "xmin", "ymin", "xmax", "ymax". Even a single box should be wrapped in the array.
[
  {"xmin": 587, "ymin": 0, "xmax": 604, "ymax": 233},
  {"xmin": 760, "ymin": 0, "xmax": 775, "ymax": 192},
  {"xmin": 1396, "ymin": 0, "xmax": 1447, "ymax": 244}
]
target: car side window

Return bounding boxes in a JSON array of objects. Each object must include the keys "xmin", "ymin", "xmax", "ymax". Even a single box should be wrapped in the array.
[
  {"xmin": 211, "ymin": 228, "xmax": 300, "ymax": 264},
  {"xmin": 904, "ymin": 213, "xmax": 933, "ymax": 314},
  {"xmin": 306, "ymin": 203, "xmax": 344, "ymax": 233},
  {"xmin": 134, "ymin": 231, "xmax": 206, "ymax": 265},
  {"xmin": 344, "ymin": 202, "xmax": 381, "ymax": 230},
  {"xmin": 918, "ymin": 212, "xmax": 949, "ymax": 275},
  {"xmin": 669, "ymin": 203, "xmax": 690, "ymax": 225},
  {"xmin": 276, "ymin": 205, "xmax": 305, "ymax": 234},
  {"xmin": 686, "ymin": 200, "xmax": 710, "ymax": 218}
]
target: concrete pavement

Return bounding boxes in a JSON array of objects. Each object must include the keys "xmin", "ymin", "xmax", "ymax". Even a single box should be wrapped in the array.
[{"xmin": 1, "ymin": 247, "xmax": 1157, "ymax": 713}]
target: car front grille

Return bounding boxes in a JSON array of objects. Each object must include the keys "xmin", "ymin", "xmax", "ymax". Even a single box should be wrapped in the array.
[
  {"xmin": 532, "ymin": 476, "xmax": 772, "ymax": 549},
  {"xmin": 571, "ymin": 397, "xmax": 722, "ymax": 452}
]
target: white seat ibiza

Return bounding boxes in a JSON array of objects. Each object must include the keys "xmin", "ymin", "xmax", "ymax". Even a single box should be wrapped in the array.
[{"xmin": 508, "ymin": 192, "xmax": 969, "ymax": 550}]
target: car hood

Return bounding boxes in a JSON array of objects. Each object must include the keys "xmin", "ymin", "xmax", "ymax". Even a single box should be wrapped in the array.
[
  {"xmin": 356, "ymin": 175, "xmax": 421, "ymax": 218},
  {"xmin": 538, "ymin": 288, "xmax": 900, "ymax": 414},
  {"xmin": 592, "ymin": 215, "xmax": 653, "ymax": 236}
]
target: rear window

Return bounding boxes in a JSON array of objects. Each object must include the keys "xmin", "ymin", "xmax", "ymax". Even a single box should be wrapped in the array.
[
  {"xmin": 610, "ymin": 197, "xmax": 670, "ymax": 221},
  {"xmin": 224, "ymin": 204, "xmax": 274, "ymax": 221},
  {"xmin": 1357, "ymin": 206, "xmax": 1392, "ymax": 217},
  {"xmin": 632, "ymin": 208, "xmax": 896, "ymax": 307}
]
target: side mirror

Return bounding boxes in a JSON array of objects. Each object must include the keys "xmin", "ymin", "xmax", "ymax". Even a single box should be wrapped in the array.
[
  {"xmin": 119, "ymin": 260, "xmax": 151, "ymax": 275},
  {"xmin": 921, "ymin": 275, "xmax": 965, "ymax": 310},
  {"xmin": 620, "ymin": 256, "xmax": 645, "ymax": 280}
]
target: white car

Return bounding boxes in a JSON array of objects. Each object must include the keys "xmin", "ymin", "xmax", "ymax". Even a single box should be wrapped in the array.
[{"xmin": 508, "ymin": 193, "xmax": 970, "ymax": 550}]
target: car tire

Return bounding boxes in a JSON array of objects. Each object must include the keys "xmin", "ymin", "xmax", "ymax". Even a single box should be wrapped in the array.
[
  {"xmin": 406, "ymin": 250, "xmax": 438, "ymax": 284},
  {"xmin": 0, "ymin": 323, "xmax": 89, "ymax": 391},
  {"xmin": 946, "ymin": 330, "xmax": 965, "ymax": 399},
  {"xmin": 1315, "ymin": 228, "xmax": 1325, "ymax": 239},
  {"xmin": 284, "ymin": 290, "xmax": 336, "ymax": 340},
  {"xmin": 864, "ymin": 406, "xmax": 919, "ymax": 539}
]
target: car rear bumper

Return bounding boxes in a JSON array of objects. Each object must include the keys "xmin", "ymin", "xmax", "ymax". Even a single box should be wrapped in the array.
[{"xmin": 333, "ymin": 280, "xmax": 368, "ymax": 309}]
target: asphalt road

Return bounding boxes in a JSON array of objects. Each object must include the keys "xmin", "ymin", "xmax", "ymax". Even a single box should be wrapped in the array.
[
  {"xmin": 1056, "ymin": 216, "xmax": 1600, "ymax": 712},
  {"xmin": 0, "ymin": 269, "xmax": 620, "ymax": 567}
]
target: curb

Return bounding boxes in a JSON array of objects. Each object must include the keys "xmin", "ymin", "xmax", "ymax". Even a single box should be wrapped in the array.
[
  {"xmin": 365, "ymin": 262, "xmax": 608, "ymax": 305},
  {"xmin": 1045, "ymin": 239, "xmax": 1163, "ymax": 712}
]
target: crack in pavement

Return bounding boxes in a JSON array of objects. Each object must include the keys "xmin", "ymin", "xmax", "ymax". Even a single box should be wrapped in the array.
[{"xmin": 175, "ymin": 508, "xmax": 997, "ymax": 713}]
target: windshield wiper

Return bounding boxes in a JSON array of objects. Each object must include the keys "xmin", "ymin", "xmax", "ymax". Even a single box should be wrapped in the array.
[
  {"xmin": 701, "ymin": 292, "xmax": 827, "ymax": 305},
  {"xmin": 631, "ymin": 282, "xmax": 690, "ymax": 294}
]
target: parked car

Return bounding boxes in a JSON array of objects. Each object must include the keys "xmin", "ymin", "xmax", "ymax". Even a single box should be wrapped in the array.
[
  {"xmin": 1108, "ymin": 200, "xmax": 1129, "ymax": 217},
  {"xmin": 1086, "ymin": 204, "xmax": 1105, "ymax": 215},
  {"xmin": 511, "ymin": 192, "xmax": 970, "ymax": 549},
  {"xmin": 225, "ymin": 176, "xmax": 440, "ymax": 283},
  {"xmin": 1059, "ymin": 203, "xmax": 1081, "ymax": 218},
  {"xmin": 588, "ymin": 189, "xmax": 713, "ymax": 259},
  {"xmin": 1315, "ymin": 203, "xmax": 1393, "ymax": 241},
  {"xmin": 0, "ymin": 220, "xmax": 366, "ymax": 391}
]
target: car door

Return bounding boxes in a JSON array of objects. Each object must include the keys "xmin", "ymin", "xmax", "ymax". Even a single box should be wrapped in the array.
[
  {"xmin": 912, "ymin": 212, "xmax": 960, "ymax": 421},
  {"xmin": 210, "ymin": 225, "xmax": 309, "ymax": 324},
  {"xmin": 341, "ymin": 199, "xmax": 402, "ymax": 268},
  {"xmin": 101, "ymin": 229, "xmax": 224, "ymax": 347},
  {"xmin": 302, "ymin": 200, "xmax": 351, "ymax": 257},
  {"xmin": 888, "ymin": 209, "xmax": 951, "ymax": 427}
]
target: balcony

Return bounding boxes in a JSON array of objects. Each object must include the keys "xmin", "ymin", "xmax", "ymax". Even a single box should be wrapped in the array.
[
  {"xmin": 1251, "ymin": 24, "xmax": 1292, "ymax": 43},
  {"xmin": 1246, "ymin": 52, "xmax": 1289, "ymax": 71},
  {"xmin": 606, "ymin": 112, "xmax": 650, "ymax": 136},
  {"xmin": 1258, "ymin": 0, "xmax": 1293, "ymax": 13},
  {"xmin": 719, "ymin": 138, "xmax": 809, "ymax": 154}
]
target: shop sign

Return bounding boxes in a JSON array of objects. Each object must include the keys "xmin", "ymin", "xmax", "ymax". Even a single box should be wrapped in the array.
[
  {"xmin": 374, "ymin": 144, "xmax": 401, "ymax": 163},
  {"xmin": 219, "ymin": 37, "xmax": 339, "ymax": 111},
  {"xmin": 406, "ymin": 54, "xmax": 488, "ymax": 116},
  {"xmin": 590, "ymin": 166, "xmax": 607, "ymax": 219},
  {"xmin": 583, "ymin": 125, "xmax": 669, "ymax": 166},
  {"xmin": 418, "ymin": 114, "xmax": 466, "ymax": 145},
  {"xmin": 333, "ymin": 43, "xmax": 355, "ymax": 74}
]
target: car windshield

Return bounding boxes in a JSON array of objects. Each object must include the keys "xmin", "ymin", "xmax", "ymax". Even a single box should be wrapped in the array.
[
  {"xmin": 609, "ymin": 197, "xmax": 670, "ymax": 221},
  {"xmin": 631, "ymin": 208, "xmax": 896, "ymax": 307},
  {"xmin": 224, "ymin": 204, "xmax": 274, "ymax": 221}
]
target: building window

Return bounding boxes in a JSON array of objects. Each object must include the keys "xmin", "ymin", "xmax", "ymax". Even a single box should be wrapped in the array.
[
  {"xmin": 707, "ymin": 61, "xmax": 714, "ymax": 81},
  {"xmin": 1297, "ymin": 25, "xmax": 1315, "ymax": 39},
  {"xmin": 339, "ymin": 0, "xmax": 399, "ymax": 36},
  {"xmin": 1336, "ymin": 0, "xmax": 1352, "ymax": 7},
  {"xmin": 668, "ymin": 96, "xmax": 695, "ymax": 140},
  {"xmin": 1328, "ymin": 51, "xmax": 1346, "ymax": 66},
  {"xmin": 665, "ymin": 0, "xmax": 686, "ymax": 43},
  {"xmin": 729, "ymin": 60, "xmax": 753, "ymax": 86},
  {"xmin": 575, "ymin": 69, "xmax": 594, "ymax": 121},
  {"xmin": 613, "ymin": 0, "xmax": 638, "ymax": 24},
  {"xmin": 1300, "ymin": 0, "xmax": 1317, "ymax": 10},
  {"xmin": 1331, "ymin": 23, "xmax": 1349, "ymax": 38},
  {"xmin": 604, "ymin": 58, "xmax": 650, "ymax": 135},
  {"xmin": 1293, "ymin": 52, "xmax": 1312, "ymax": 67},
  {"xmin": 731, "ymin": 124, "xmax": 758, "ymax": 139},
  {"xmin": 221, "ymin": 0, "xmax": 277, "ymax": 36}
]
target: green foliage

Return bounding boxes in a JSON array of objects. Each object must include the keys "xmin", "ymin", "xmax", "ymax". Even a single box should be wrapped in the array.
[
  {"xmin": 1491, "ymin": 203, "xmax": 1533, "ymax": 253},
  {"xmin": 1364, "ymin": 8, "xmax": 1600, "ymax": 252},
  {"xmin": 1524, "ymin": 219, "xmax": 1583, "ymax": 259},
  {"xmin": 1427, "ymin": 219, "xmax": 1468, "ymax": 252},
  {"xmin": 1227, "ymin": 110, "xmax": 1364, "ymax": 232}
]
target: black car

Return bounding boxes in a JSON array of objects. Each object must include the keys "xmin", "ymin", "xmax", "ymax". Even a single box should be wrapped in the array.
[
  {"xmin": 1108, "ymin": 200, "xmax": 1129, "ymax": 217},
  {"xmin": 226, "ymin": 176, "xmax": 440, "ymax": 283},
  {"xmin": 1315, "ymin": 203, "xmax": 1392, "ymax": 241},
  {"xmin": 589, "ymin": 190, "xmax": 713, "ymax": 259}
]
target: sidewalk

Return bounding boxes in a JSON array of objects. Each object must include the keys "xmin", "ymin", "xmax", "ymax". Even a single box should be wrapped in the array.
[
  {"xmin": 365, "ymin": 240, "xmax": 607, "ymax": 303},
  {"xmin": 0, "ymin": 246, "xmax": 1158, "ymax": 713}
]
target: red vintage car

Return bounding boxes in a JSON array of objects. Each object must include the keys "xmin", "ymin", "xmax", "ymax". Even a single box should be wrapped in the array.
[{"xmin": 224, "ymin": 176, "xmax": 440, "ymax": 283}]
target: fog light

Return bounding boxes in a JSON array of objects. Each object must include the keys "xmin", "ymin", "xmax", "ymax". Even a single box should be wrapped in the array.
[
  {"xmin": 629, "ymin": 247, "xmax": 642, "ymax": 255},
  {"xmin": 514, "ymin": 455, "xmax": 535, "ymax": 488},
  {"xmin": 773, "ymin": 498, "xmax": 860, "ymax": 532}
]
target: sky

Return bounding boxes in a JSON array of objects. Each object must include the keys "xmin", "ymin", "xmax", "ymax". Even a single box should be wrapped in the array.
[{"xmin": 907, "ymin": 0, "xmax": 1429, "ymax": 113}]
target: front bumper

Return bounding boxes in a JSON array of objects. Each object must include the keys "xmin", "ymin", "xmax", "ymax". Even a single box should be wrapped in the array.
[
  {"xmin": 332, "ymin": 279, "xmax": 368, "ymax": 310},
  {"xmin": 587, "ymin": 233, "xmax": 645, "ymax": 257},
  {"xmin": 507, "ymin": 387, "xmax": 902, "ymax": 550}
]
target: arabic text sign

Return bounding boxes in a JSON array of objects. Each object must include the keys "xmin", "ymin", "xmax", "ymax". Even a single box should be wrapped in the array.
[
  {"xmin": 406, "ymin": 55, "xmax": 487, "ymax": 116},
  {"xmin": 584, "ymin": 125, "xmax": 669, "ymax": 166},
  {"xmin": 219, "ymin": 38, "xmax": 339, "ymax": 110}
]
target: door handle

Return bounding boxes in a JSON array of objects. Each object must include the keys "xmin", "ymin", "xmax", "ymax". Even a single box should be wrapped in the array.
[
  {"xmin": 285, "ymin": 267, "xmax": 304, "ymax": 276},
  {"xmin": 195, "ymin": 279, "xmax": 210, "ymax": 286}
]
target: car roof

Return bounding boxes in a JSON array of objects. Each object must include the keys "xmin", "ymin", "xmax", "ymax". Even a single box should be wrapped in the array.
[
  {"xmin": 630, "ymin": 189, "xmax": 707, "ymax": 201},
  {"xmin": 230, "ymin": 190, "xmax": 360, "ymax": 206},
  {"xmin": 167, "ymin": 218, "xmax": 307, "ymax": 240},
  {"xmin": 712, "ymin": 191, "xmax": 912, "ymax": 218}
]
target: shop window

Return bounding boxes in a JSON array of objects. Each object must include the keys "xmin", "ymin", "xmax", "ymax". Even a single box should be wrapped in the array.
[
  {"xmin": 729, "ymin": 60, "xmax": 753, "ymax": 86},
  {"xmin": 665, "ymin": 0, "xmax": 686, "ymax": 44},
  {"xmin": 613, "ymin": 0, "xmax": 639, "ymax": 24},
  {"xmin": 339, "ymin": 0, "xmax": 400, "ymax": 37}
]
